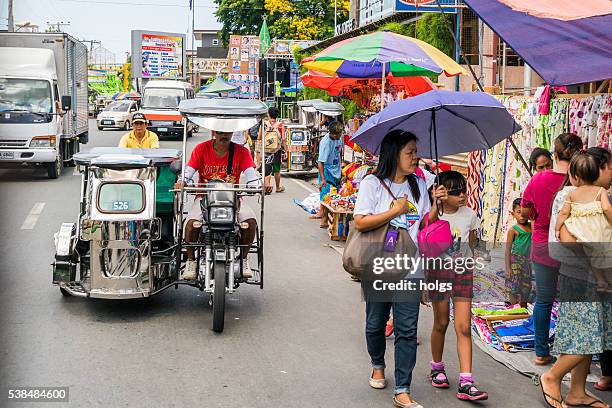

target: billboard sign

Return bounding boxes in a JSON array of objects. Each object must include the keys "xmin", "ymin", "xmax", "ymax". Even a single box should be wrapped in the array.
[
  {"xmin": 131, "ymin": 30, "xmax": 186, "ymax": 79},
  {"xmin": 395, "ymin": 0, "xmax": 458, "ymax": 13}
]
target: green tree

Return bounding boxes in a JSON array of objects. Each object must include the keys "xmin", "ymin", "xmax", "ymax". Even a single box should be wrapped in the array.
[
  {"xmin": 215, "ymin": 0, "xmax": 265, "ymax": 46},
  {"xmin": 215, "ymin": 0, "xmax": 348, "ymax": 44}
]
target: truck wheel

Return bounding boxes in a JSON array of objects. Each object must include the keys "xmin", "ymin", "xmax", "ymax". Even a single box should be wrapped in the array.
[
  {"xmin": 212, "ymin": 261, "xmax": 227, "ymax": 333},
  {"xmin": 47, "ymin": 153, "xmax": 62, "ymax": 179},
  {"xmin": 97, "ymin": 126, "xmax": 103, "ymax": 131}
]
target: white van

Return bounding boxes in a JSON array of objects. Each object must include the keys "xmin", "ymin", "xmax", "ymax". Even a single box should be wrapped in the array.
[{"xmin": 140, "ymin": 80, "xmax": 196, "ymax": 139}]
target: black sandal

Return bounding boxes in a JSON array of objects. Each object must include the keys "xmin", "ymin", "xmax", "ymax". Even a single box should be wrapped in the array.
[
  {"xmin": 539, "ymin": 375, "xmax": 563, "ymax": 408},
  {"xmin": 564, "ymin": 398, "xmax": 610, "ymax": 408}
]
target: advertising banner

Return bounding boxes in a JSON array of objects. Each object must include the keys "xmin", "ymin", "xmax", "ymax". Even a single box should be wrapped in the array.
[
  {"xmin": 226, "ymin": 35, "xmax": 260, "ymax": 98},
  {"xmin": 88, "ymin": 69, "xmax": 107, "ymax": 84},
  {"xmin": 131, "ymin": 30, "xmax": 186, "ymax": 79},
  {"xmin": 264, "ymin": 39, "xmax": 318, "ymax": 57}
]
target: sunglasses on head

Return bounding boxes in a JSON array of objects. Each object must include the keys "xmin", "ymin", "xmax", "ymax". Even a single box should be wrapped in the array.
[{"xmin": 447, "ymin": 187, "xmax": 467, "ymax": 196}]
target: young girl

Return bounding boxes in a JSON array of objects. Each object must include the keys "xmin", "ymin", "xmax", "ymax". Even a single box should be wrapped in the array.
[
  {"xmin": 426, "ymin": 171, "xmax": 488, "ymax": 402},
  {"xmin": 504, "ymin": 198, "xmax": 533, "ymax": 307},
  {"xmin": 555, "ymin": 153, "xmax": 612, "ymax": 292}
]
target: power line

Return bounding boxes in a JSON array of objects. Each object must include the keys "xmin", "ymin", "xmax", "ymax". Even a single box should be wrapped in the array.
[{"xmin": 56, "ymin": 0, "xmax": 217, "ymax": 7}]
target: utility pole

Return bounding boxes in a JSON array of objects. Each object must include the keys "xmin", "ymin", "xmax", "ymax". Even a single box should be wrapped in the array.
[
  {"xmin": 82, "ymin": 39, "xmax": 101, "ymax": 53},
  {"xmin": 82, "ymin": 39, "xmax": 102, "ymax": 66},
  {"xmin": 46, "ymin": 21, "xmax": 71, "ymax": 33},
  {"xmin": 8, "ymin": 0, "xmax": 14, "ymax": 32}
]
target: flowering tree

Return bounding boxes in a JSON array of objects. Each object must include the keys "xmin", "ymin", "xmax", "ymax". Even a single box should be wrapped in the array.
[{"xmin": 215, "ymin": 0, "xmax": 349, "ymax": 44}]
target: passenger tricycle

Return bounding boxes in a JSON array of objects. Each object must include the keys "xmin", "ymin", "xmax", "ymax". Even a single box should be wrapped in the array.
[
  {"xmin": 52, "ymin": 98, "xmax": 269, "ymax": 333},
  {"xmin": 283, "ymin": 124, "xmax": 313, "ymax": 174}
]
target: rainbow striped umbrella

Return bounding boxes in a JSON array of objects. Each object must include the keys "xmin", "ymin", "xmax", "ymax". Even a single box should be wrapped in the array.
[{"xmin": 302, "ymin": 31, "xmax": 466, "ymax": 78}]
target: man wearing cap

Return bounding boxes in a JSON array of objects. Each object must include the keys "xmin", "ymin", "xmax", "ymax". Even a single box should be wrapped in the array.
[{"xmin": 118, "ymin": 112, "xmax": 160, "ymax": 148}]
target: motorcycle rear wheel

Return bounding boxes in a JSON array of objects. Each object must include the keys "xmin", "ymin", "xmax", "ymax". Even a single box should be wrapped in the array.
[{"xmin": 212, "ymin": 261, "xmax": 226, "ymax": 333}]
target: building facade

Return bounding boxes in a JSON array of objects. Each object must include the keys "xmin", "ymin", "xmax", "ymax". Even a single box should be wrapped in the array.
[{"xmin": 188, "ymin": 29, "xmax": 229, "ymax": 88}]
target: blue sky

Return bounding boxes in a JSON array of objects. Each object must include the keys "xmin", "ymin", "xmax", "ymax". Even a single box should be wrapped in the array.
[{"xmin": 0, "ymin": 0, "xmax": 221, "ymax": 61}]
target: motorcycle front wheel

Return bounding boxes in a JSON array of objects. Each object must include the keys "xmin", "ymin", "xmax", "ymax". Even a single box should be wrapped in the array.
[{"xmin": 212, "ymin": 261, "xmax": 226, "ymax": 333}]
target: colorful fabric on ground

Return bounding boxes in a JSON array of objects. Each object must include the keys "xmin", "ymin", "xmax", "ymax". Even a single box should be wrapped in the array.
[{"xmin": 471, "ymin": 302, "xmax": 558, "ymax": 351}]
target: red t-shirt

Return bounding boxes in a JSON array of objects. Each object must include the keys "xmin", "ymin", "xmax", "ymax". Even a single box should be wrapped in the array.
[
  {"xmin": 521, "ymin": 169, "xmax": 566, "ymax": 267},
  {"xmin": 187, "ymin": 140, "xmax": 255, "ymax": 184}
]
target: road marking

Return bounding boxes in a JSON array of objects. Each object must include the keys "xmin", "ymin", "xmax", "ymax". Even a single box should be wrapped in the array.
[
  {"xmin": 287, "ymin": 178, "xmax": 317, "ymax": 194},
  {"xmin": 20, "ymin": 202, "xmax": 45, "ymax": 230}
]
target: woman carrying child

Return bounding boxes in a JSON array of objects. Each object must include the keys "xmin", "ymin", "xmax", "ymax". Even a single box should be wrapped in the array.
[{"xmin": 554, "ymin": 152, "xmax": 612, "ymax": 292}]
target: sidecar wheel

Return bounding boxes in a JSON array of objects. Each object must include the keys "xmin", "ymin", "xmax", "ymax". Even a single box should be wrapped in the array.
[{"xmin": 212, "ymin": 261, "xmax": 226, "ymax": 333}]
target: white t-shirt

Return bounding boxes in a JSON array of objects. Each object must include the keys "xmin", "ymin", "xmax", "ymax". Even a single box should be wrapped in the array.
[
  {"xmin": 439, "ymin": 206, "xmax": 480, "ymax": 257},
  {"xmin": 354, "ymin": 174, "xmax": 431, "ymax": 245}
]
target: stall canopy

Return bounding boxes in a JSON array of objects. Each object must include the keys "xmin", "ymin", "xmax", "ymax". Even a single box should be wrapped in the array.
[
  {"xmin": 464, "ymin": 0, "xmax": 612, "ymax": 85},
  {"xmin": 301, "ymin": 70, "xmax": 435, "ymax": 97},
  {"xmin": 199, "ymin": 77, "xmax": 238, "ymax": 94}
]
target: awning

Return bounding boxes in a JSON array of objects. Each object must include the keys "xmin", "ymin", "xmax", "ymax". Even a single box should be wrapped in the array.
[{"xmin": 464, "ymin": 0, "xmax": 612, "ymax": 85}]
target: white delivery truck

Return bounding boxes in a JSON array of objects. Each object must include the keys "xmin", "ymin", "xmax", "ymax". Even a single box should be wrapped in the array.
[
  {"xmin": 0, "ymin": 32, "xmax": 88, "ymax": 178},
  {"xmin": 139, "ymin": 79, "xmax": 196, "ymax": 140}
]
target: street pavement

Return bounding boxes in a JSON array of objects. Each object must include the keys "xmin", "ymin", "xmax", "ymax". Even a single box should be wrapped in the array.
[{"xmin": 0, "ymin": 120, "xmax": 608, "ymax": 407}]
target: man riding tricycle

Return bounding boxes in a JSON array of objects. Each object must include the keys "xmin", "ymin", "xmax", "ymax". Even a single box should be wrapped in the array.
[{"xmin": 52, "ymin": 98, "xmax": 269, "ymax": 333}]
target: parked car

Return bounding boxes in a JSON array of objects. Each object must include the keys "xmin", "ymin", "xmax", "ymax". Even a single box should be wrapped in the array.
[{"xmin": 96, "ymin": 100, "xmax": 138, "ymax": 131}]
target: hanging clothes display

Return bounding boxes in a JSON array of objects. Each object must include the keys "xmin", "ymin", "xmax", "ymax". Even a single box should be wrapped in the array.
[
  {"xmin": 472, "ymin": 93, "xmax": 610, "ymax": 244},
  {"xmin": 466, "ymin": 150, "xmax": 484, "ymax": 217}
]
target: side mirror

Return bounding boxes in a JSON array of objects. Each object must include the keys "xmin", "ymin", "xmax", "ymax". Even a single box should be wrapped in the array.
[{"xmin": 61, "ymin": 95, "xmax": 72, "ymax": 111}]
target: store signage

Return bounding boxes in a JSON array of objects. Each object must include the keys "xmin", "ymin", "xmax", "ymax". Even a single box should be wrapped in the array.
[
  {"xmin": 359, "ymin": 0, "xmax": 394, "ymax": 27},
  {"xmin": 335, "ymin": 19, "xmax": 356, "ymax": 36},
  {"xmin": 395, "ymin": 0, "xmax": 458, "ymax": 13}
]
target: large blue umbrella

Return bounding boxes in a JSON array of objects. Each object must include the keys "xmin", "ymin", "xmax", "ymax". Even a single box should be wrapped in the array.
[{"xmin": 351, "ymin": 90, "xmax": 521, "ymax": 159}]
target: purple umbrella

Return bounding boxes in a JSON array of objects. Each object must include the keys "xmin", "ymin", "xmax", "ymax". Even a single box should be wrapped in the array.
[{"xmin": 350, "ymin": 90, "xmax": 521, "ymax": 159}]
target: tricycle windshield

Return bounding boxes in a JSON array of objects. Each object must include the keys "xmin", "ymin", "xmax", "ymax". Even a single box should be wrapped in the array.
[{"xmin": 97, "ymin": 182, "xmax": 145, "ymax": 214}]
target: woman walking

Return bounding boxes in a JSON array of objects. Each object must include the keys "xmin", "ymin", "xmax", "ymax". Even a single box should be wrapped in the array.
[
  {"xmin": 521, "ymin": 133, "xmax": 583, "ymax": 365},
  {"xmin": 353, "ymin": 130, "xmax": 447, "ymax": 408},
  {"xmin": 540, "ymin": 146, "xmax": 612, "ymax": 408}
]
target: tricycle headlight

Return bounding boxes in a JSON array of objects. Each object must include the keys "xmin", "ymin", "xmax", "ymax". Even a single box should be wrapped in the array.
[
  {"xmin": 30, "ymin": 135, "xmax": 56, "ymax": 148},
  {"xmin": 209, "ymin": 207, "xmax": 234, "ymax": 223}
]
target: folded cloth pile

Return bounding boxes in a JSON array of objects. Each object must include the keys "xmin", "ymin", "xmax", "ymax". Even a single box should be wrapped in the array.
[{"xmin": 471, "ymin": 302, "xmax": 557, "ymax": 352}]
